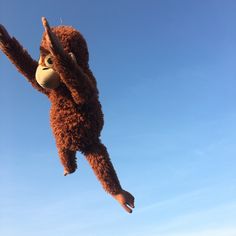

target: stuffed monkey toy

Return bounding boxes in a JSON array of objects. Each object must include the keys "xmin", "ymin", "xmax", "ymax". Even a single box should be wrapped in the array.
[{"xmin": 0, "ymin": 17, "xmax": 135, "ymax": 213}]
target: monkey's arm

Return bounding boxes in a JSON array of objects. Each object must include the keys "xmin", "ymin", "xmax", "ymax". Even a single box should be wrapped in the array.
[
  {"xmin": 42, "ymin": 17, "xmax": 95, "ymax": 104},
  {"xmin": 0, "ymin": 24, "xmax": 48, "ymax": 94},
  {"xmin": 53, "ymin": 54, "xmax": 96, "ymax": 104},
  {"xmin": 84, "ymin": 143, "xmax": 135, "ymax": 213}
]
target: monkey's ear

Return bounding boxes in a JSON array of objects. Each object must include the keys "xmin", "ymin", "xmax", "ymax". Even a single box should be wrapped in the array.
[{"xmin": 69, "ymin": 52, "xmax": 77, "ymax": 64}]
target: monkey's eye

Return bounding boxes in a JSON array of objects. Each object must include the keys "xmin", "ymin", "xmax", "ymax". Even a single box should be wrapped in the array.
[{"xmin": 44, "ymin": 54, "xmax": 53, "ymax": 67}]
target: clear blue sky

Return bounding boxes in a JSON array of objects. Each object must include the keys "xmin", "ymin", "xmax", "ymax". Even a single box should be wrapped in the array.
[{"xmin": 1, "ymin": 0, "xmax": 236, "ymax": 235}]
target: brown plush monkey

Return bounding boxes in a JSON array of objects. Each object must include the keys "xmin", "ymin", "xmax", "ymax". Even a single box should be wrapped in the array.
[{"xmin": 0, "ymin": 17, "xmax": 135, "ymax": 213}]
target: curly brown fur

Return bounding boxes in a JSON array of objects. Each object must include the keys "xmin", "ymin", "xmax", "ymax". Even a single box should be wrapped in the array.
[
  {"xmin": 0, "ymin": 26, "xmax": 46, "ymax": 94},
  {"xmin": 42, "ymin": 26, "xmax": 122, "ymax": 194},
  {"xmin": 83, "ymin": 143, "xmax": 121, "ymax": 194},
  {"xmin": 0, "ymin": 23, "xmax": 122, "ymax": 195}
]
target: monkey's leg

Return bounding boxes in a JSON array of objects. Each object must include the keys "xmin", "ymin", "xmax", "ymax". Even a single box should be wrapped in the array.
[
  {"xmin": 82, "ymin": 143, "xmax": 122, "ymax": 195},
  {"xmin": 58, "ymin": 148, "xmax": 77, "ymax": 176}
]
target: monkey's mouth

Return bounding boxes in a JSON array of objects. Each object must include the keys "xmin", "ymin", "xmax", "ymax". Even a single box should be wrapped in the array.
[
  {"xmin": 40, "ymin": 80, "xmax": 53, "ymax": 88},
  {"xmin": 38, "ymin": 78, "xmax": 61, "ymax": 89},
  {"xmin": 35, "ymin": 65, "xmax": 61, "ymax": 89}
]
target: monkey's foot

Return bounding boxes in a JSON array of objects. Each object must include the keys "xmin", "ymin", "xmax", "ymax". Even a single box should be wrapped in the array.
[
  {"xmin": 63, "ymin": 168, "xmax": 76, "ymax": 176},
  {"xmin": 58, "ymin": 149, "xmax": 77, "ymax": 176}
]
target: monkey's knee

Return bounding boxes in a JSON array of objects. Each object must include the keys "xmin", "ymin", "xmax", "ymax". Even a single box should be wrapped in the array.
[
  {"xmin": 82, "ymin": 142, "xmax": 107, "ymax": 156},
  {"xmin": 58, "ymin": 148, "xmax": 77, "ymax": 175}
]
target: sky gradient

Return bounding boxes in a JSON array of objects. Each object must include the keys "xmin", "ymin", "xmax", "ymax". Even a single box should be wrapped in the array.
[{"xmin": 0, "ymin": 0, "xmax": 236, "ymax": 235}]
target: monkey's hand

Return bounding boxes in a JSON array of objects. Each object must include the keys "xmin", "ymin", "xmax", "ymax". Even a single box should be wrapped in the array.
[
  {"xmin": 0, "ymin": 24, "xmax": 11, "ymax": 48},
  {"xmin": 113, "ymin": 189, "xmax": 135, "ymax": 213},
  {"xmin": 41, "ymin": 17, "xmax": 65, "ymax": 57}
]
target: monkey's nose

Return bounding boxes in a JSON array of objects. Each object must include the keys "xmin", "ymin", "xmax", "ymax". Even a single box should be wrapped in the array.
[{"xmin": 42, "ymin": 67, "xmax": 49, "ymax": 70}]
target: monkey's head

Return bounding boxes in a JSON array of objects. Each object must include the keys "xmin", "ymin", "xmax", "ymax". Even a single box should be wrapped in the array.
[{"xmin": 35, "ymin": 26, "xmax": 89, "ymax": 89}]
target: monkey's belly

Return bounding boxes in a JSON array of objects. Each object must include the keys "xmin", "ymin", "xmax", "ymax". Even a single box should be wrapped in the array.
[{"xmin": 50, "ymin": 107, "xmax": 102, "ymax": 151}]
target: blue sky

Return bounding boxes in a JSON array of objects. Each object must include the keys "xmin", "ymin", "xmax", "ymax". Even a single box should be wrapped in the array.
[{"xmin": 0, "ymin": 0, "xmax": 236, "ymax": 235}]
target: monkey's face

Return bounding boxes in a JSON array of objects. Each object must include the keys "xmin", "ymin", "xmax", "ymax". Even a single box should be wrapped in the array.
[
  {"xmin": 36, "ymin": 25, "xmax": 89, "ymax": 89},
  {"xmin": 35, "ymin": 53, "xmax": 61, "ymax": 89}
]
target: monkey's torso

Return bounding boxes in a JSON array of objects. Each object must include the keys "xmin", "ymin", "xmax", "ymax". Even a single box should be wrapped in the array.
[{"xmin": 48, "ymin": 86, "xmax": 104, "ymax": 151}]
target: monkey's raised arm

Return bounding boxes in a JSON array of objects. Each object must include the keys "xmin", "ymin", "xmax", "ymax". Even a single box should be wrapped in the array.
[
  {"xmin": 53, "ymin": 53, "xmax": 96, "ymax": 104},
  {"xmin": 42, "ymin": 18, "xmax": 96, "ymax": 104},
  {"xmin": 0, "ymin": 24, "xmax": 48, "ymax": 94}
]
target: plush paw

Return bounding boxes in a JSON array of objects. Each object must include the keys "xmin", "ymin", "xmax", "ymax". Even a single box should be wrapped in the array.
[
  {"xmin": 113, "ymin": 189, "xmax": 135, "ymax": 213},
  {"xmin": 63, "ymin": 166, "xmax": 77, "ymax": 176}
]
